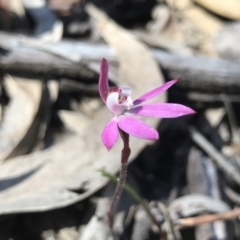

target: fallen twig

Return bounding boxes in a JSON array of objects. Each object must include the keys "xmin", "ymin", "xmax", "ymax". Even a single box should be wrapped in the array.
[
  {"xmin": 190, "ymin": 127, "xmax": 240, "ymax": 186},
  {"xmin": 175, "ymin": 208, "xmax": 240, "ymax": 229},
  {"xmin": 158, "ymin": 202, "xmax": 182, "ymax": 240}
]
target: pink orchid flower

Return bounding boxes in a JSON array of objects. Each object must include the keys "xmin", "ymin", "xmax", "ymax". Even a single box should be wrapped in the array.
[{"xmin": 99, "ymin": 58, "xmax": 195, "ymax": 150}]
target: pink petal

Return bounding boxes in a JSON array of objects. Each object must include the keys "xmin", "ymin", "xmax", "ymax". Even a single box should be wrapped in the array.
[
  {"xmin": 102, "ymin": 117, "xmax": 119, "ymax": 150},
  {"xmin": 133, "ymin": 79, "xmax": 179, "ymax": 106},
  {"xmin": 118, "ymin": 116, "xmax": 159, "ymax": 140},
  {"xmin": 127, "ymin": 103, "xmax": 196, "ymax": 118},
  {"xmin": 99, "ymin": 58, "xmax": 109, "ymax": 103}
]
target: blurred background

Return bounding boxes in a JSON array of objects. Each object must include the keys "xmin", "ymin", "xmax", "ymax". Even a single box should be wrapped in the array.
[{"xmin": 1, "ymin": 0, "xmax": 240, "ymax": 240}]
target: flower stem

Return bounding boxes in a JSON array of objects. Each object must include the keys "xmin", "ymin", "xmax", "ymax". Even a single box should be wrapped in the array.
[
  {"xmin": 107, "ymin": 128, "xmax": 131, "ymax": 230},
  {"xmin": 100, "ymin": 169, "xmax": 166, "ymax": 239}
]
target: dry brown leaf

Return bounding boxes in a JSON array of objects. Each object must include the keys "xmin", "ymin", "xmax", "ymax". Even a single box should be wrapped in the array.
[
  {"xmin": 0, "ymin": 6, "xmax": 165, "ymax": 214},
  {"xmin": 58, "ymin": 110, "xmax": 92, "ymax": 135},
  {"xmin": 0, "ymin": 75, "xmax": 42, "ymax": 162},
  {"xmin": 165, "ymin": 0, "xmax": 223, "ymax": 55},
  {"xmin": 166, "ymin": 0, "xmax": 223, "ymax": 36},
  {"xmin": 194, "ymin": 0, "xmax": 240, "ymax": 20},
  {"xmin": 214, "ymin": 22, "xmax": 240, "ymax": 61},
  {"xmin": 85, "ymin": 4, "xmax": 166, "ymax": 103},
  {"xmin": 9, "ymin": 0, "xmax": 25, "ymax": 16}
]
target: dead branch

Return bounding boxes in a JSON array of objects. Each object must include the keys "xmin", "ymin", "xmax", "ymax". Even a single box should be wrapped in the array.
[{"xmin": 1, "ymin": 31, "xmax": 240, "ymax": 93}]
